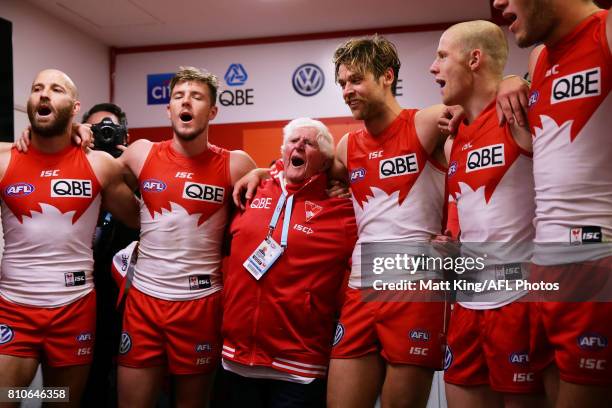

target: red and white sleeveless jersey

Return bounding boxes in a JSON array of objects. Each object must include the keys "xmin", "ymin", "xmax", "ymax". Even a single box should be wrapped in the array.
[
  {"xmin": 134, "ymin": 141, "xmax": 231, "ymax": 300},
  {"xmin": 347, "ymin": 109, "xmax": 446, "ymax": 287},
  {"xmin": 528, "ymin": 10, "xmax": 612, "ymax": 263},
  {"xmin": 448, "ymin": 103, "xmax": 535, "ymax": 245},
  {"xmin": 0, "ymin": 146, "xmax": 101, "ymax": 307},
  {"xmin": 448, "ymin": 104, "xmax": 535, "ymax": 308}
]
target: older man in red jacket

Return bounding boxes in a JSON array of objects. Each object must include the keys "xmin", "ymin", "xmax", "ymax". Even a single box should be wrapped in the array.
[{"xmin": 221, "ymin": 118, "xmax": 357, "ymax": 407}]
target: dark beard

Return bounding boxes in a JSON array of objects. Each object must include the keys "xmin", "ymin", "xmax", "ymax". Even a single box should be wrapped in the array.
[
  {"xmin": 518, "ymin": 0, "xmax": 556, "ymax": 48},
  {"xmin": 27, "ymin": 101, "xmax": 73, "ymax": 138}
]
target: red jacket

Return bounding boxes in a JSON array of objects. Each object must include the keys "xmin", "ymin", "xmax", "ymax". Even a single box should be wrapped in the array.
[{"xmin": 222, "ymin": 173, "xmax": 357, "ymax": 378}]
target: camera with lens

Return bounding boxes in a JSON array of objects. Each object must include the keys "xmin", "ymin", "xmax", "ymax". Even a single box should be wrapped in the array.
[{"xmin": 91, "ymin": 117, "xmax": 127, "ymax": 158}]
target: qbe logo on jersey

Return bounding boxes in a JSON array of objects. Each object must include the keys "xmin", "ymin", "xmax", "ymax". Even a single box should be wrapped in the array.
[
  {"xmin": 465, "ymin": 144, "xmax": 505, "ymax": 173},
  {"xmin": 182, "ymin": 182, "xmax": 225, "ymax": 204},
  {"xmin": 379, "ymin": 153, "xmax": 419, "ymax": 179},
  {"xmin": 51, "ymin": 179, "xmax": 93, "ymax": 198},
  {"xmin": 147, "ymin": 73, "xmax": 175, "ymax": 105},
  {"xmin": 551, "ymin": 67, "xmax": 600, "ymax": 104}
]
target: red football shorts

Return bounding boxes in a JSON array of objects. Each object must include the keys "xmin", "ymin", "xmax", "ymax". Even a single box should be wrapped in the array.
[
  {"xmin": 529, "ymin": 256, "xmax": 612, "ymax": 385},
  {"xmin": 118, "ymin": 288, "xmax": 222, "ymax": 375},
  {"xmin": 531, "ymin": 301, "xmax": 612, "ymax": 385},
  {"xmin": 444, "ymin": 302, "xmax": 544, "ymax": 393},
  {"xmin": 0, "ymin": 291, "xmax": 96, "ymax": 367},
  {"xmin": 331, "ymin": 287, "xmax": 447, "ymax": 369}
]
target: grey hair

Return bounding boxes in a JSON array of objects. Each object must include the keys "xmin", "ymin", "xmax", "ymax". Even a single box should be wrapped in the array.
[{"xmin": 281, "ymin": 118, "xmax": 334, "ymax": 160}]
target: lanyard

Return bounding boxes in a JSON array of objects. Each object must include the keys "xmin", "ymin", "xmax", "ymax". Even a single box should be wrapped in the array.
[{"xmin": 268, "ymin": 193, "xmax": 294, "ymax": 248}]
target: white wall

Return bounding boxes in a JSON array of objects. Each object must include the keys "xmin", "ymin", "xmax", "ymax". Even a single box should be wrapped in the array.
[
  {"xmin": 115, "ymin": 28, "xmax": 531, "ymax": 128},
  {"xmin": 0, "ymin": 0, "xmax": 110, "ymax": 139}
]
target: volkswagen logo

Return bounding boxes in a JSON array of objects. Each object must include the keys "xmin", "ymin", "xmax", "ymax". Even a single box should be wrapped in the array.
[
  {"xmin": 292, "ymin": 63, "xmax": 325, "ymax": 97},
  {"xmin": 119, "ymin": 331, "xmax": 132, "ymax": 355},
  {"xmin": 0, "ymin": 324, "xmax": 14, "ymax": 345}
]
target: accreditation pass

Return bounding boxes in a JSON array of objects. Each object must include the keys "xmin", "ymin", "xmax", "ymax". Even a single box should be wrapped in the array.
[{"xmin": 244, "ymin": 235, "xmax": 283, "ymax": 280}]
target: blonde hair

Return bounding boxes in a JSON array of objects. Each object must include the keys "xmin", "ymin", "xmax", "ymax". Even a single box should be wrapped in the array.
[
  {"xmin": 447, "ymin": 20, "xmax": 508, "ymax": 76},
  {"xmin": 333, "ymin": 34, "xmax": 401, "ymax": 94}
]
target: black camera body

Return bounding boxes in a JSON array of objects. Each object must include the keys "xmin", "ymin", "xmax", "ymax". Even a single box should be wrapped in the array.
[{"xmin": 91, "ymin": 117, "xmax": 127, "ymax": 158}]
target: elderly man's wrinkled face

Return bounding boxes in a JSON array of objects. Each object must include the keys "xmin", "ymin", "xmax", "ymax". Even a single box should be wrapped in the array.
[{"xmin": 282, "ymin": 127, "xmax": 329, "ymax": 185}]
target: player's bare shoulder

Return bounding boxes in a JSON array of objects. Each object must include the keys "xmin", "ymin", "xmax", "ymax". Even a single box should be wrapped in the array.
[
  {"xmin": 118, "ymin": 138, "xmax": 154, "ymax": 178},
  {"xmin": 0, "ymin": 142, "xmax": 17, "ymax": 180},
  {"xmin": 415, "ymin": 104, "xmax": 446, "ymax": 153},
  {"xmin": 84, "ymin": 148, "xmax": 123, "ymax": 188},
  {"xmin": 229, "ymin": 149, "xmax": 256, "ymax": 185}
]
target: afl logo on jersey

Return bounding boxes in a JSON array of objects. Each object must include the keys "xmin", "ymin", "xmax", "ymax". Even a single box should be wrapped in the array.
[
  {"xmin": 142, "ymin": 179, "xmax": 167, "ymax": 193},
  {"xmin": 577, "ymin": 334, "xmax": 608, "ymax": 350},
  {"xmin": 350, "ymin": 168, "xmax": 366, "ymax": 183},
  {"xmin": 0, "ymin": 324, "xmax": 14, "ymax": 345},
  {"xmin": 5, "ymin": 183, "xmax": 35, "ymax": 197},
  {"xmin": 51, "ymin": 179, "xmax": 93, "ymax": 198},
  {"xmin": 528, "ymin": 90, "xmax": 539, "ymax": 107},
  {"xmin": 448, "ymin": 161, "xmax": 458, "ymax": 177},
  {"xmin": 509, "ymin": 351, "xmax": 530, "ymax": 365},
  {"xmin": 409, "ymin": 329, "xmax": 430, "ymax": 342}
]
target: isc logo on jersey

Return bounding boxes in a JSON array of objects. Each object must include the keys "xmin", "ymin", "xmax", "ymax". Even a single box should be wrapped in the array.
[
  {"xmin": 182, "ymin": 182, "xmax": 224, "ymax": 204},
  {"xmin": 465, "ymin": 144, "xmax": 505, "ymax": 173},
  {"xmin": 551, "ymin": 67, "xmax": 600, "ymax": 104},
  {"xmin": 51, "ymin": 179, "xmax": 92, "ymax": 198},
  {"xmin": 379, "ymin": 154, "xmax": 419, "ymax": 179}
]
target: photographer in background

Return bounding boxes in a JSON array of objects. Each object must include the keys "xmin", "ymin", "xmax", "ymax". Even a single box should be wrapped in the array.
[{"xmin": 81, "ymin": 103, "xmax": 140, "ymax": 407}]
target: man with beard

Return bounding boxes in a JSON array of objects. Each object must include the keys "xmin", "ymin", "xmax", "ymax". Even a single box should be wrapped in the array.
[
  {"xmin": 493, "ymin": 0, "xmax": 612, "ymax": 406},
  {"xmin": 0, "ymin": 69, "xmax": 139, "ymax": 405},
  {"xmin": 115, "ymin": 66, "xmax": 256, "ymax": 407},
  {"xmin": 324, "ymin": 35, "xmax": 451, "ymax": 408}
]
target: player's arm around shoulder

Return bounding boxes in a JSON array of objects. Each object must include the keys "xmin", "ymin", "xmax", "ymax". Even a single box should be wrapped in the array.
[
  {"xmin": 0, "ymin": 143, "xmax": 14, "ymax": 180},
  {"xmin": 329, "ymin": 133, "xmax": 349, "ymax": 184},
  {"xmin": 230, "ymin": 150, "xmax": 257, "ymax": 185},
  {"xmin": 118, "ymin": 138, "xmax": 153, "ymax": 190},
  {"xmin": 415, "ymin": 104, "xmax": 451, "ymax": 154},
  {"xmin": 88, "ymin": 149, "xmax": 140, "ymax": 229}
]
